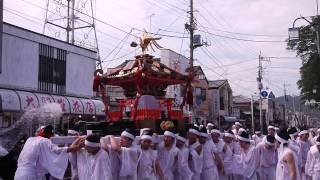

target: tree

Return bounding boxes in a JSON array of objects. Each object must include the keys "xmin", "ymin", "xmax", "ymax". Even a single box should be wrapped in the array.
[{"xmin": 287, "ymin": 16, "xmax": 320, "ymax": 101}]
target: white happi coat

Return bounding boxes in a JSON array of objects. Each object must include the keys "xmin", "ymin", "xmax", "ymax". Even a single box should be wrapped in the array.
[
  {"xmin": 256, "ymin": 143, "xmax": 277, "ymax": 180},
  {"xmin": 213, "ymin": 139, "xmax": 225, "ymax": 158},
  {"xmin": 187, "ymin": 141, "xmax": 203, "ymax": 180},
  {"xmin": 220, "ymin": 142, "xmax": 235, "ymax": 180},
  {"xmin": 14, "ymin": 136, "xmax": 69, "ymax": 180},
  {"xmin": 137, "ymin": 148, "xmax": 158, "ymax": 180},
  {"xmin": 233, "ymin": 145, "xmax": 260, "ymax": 180},
  {"xmin": 305, "ymin": 145, "xmax": 320, "ymax": 180},
  {"xmin": 230, "ymin": 141, "xmax": 241, "ymax": 155},
  {"xmin": 201, "ymin": 140, "xmax": 219, "ymax": 180},
  {"xmin": 108, "ymin": 147, "xmax": 121, "ymax": 180},
  {"xmin": 297, "ymin": 139, "xmax": 312, "ymax": 168},
  {"xmin": 70, "ymin": 148, "xmax": 112, "ymax": 180},
  {"xmin": 288, "ymin": 139, "xmax": 303, "ymax": 168},
  {"xmin": 157, "ymin": 142, "xmax": 179, "ymax": 180},
  {"xmin": 276, "ymin": 147, "xmax": 300, "ymax": 180},
  {"xmin": 252, "ymin": 135, "xmax": 264, "ymax": 146},
  {"xmin": 175, "ymin": 146, "xmax": 193, "ymax": 180},
  {"xmin": 119, "ymin": 146, "xmax": 140, "ymax": 180}
]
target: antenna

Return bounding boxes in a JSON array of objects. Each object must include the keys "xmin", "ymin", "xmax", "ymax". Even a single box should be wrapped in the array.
[{"xmin": 43, "ymin": 0, "xmax": 102, "ymax": 68}]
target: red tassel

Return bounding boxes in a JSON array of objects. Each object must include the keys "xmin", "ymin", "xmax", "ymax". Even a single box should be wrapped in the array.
[
  {"xmin": 93, "ymin": 75, "xmax": 102, "ymax": 92},
  {"xmin": 187, "ymin": 88, "xmax": 193, "ymax": 106}
]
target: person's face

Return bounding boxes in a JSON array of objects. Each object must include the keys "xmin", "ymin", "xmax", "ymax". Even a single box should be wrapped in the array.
[
  {"xmin": 223, "ymin": 136, "xmax": 233, "ymax": 144},
  {"xmin": 235, "ymin": 125, "xmax": 240, "ymax": 131},
  {"xmin": 188, "ymin": 132, "xmax": 198, "ymax": 144},
  {"xmin": 300, "ymin": 133, "xmax": 309, "ymax": 141},
  {"xmin": 85, "ymin": 146, "xmax": 99, "ymax": 155},
  {"xmin": 239, "ymin": 141, "xmax": 249, "ymax": 150},
  {"xmin": 176, "ymin": 140, "xmax": 185, "ymax": 149},
  {"xmin": 140, "ymin": 139, "xmax": 152, "ymax": 150},
  {"xmin": 211, "ymin": 133, "xmax": 220, "ymax": 143},
  {"xmin": 268, "ymin": 129, "xmax": 275, "ymax": 136},
  {"xmin": 199, "ymin": 136, "xmax": 207, "ymax": 144},
  {"xmin": 164, "ymin": 136, "xmax": 174, "ymax": 147},
  {"xmin": 120, "ymin": 136, "xmax": 133, "ymax": 148},
  {"xmin": 207, "ymin": 127, "xmax": 213, "ymax": 132}
]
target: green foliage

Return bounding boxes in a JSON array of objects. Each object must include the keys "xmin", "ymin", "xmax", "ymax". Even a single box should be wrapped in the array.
[{"xmin": 287, "ymin": 16, "xmax": 320, "ymax": 101}]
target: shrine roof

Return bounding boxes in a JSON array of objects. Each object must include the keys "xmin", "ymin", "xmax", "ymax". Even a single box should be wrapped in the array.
[{"xmin": 102, "ymin": 54, "xmax": 189, "ymax": 86}]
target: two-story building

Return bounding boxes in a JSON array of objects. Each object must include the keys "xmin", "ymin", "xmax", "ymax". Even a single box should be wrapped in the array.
[
  {"xmin": 208, "ymin": 80, "xmax": 234, "ymax": 128},
  {"xmin": 0, "ymin": 23, "xmax": 105, "ymax": 133},
  {"xmin": 160, "ymin": 49, "xmax": 211, "ymax": 123}
]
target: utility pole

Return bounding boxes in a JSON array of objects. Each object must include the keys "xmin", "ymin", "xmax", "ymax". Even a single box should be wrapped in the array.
[
  {"xmin": 189, "ymin": 0, "xmax": 194, "ymax": 68},
  {"xmin": 283, "ymin": 82, "xmax": 288, "ymax": 125},
  {"xmin": 257, "ymin": 52, "xmax": 263, "ymax": 132},
  {"xmin": 251, "ymin": 95, "xmax": 255, "ymax": 132},
  {"xmin": 0, "ymin": 0, "xmax": 3, "ymax": 73},
  {"xmin": 184, "ymin": 0, "xmax": 195, "ymax": 124}
]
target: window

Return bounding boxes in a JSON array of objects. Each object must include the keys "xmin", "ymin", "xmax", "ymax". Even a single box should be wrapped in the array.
[
  {"xmin": 201, "ymin": 88, "xmax": 206, "ymax": 100},
  {"xmin": 38, "ymin": 44, "xmax": 66, "ymax": 94},
  {"xmin": 198, "ymin": 74, "xmax": 205, "ymax": 80}
]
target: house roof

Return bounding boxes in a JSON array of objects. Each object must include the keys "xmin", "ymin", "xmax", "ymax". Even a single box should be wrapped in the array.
[
  {"xmin": 192, "ymin": 66, "xmax": 209, "ymax": 83},
  {"xmin": 208, "ymin": 80, "xmax": 228, "ymax": 89},
  {"xmin": 233, "ymin": 95, "xmax": 251, "ymax": 104}
]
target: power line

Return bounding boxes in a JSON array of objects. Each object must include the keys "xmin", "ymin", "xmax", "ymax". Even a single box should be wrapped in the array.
[
  {"xmin": 21, "ymin": 0, "xmax": 139, "ymax": 38},
  {"xmin": 198, "ymin": 29, "xmax": 286, "ymax": 43},
  {"xmin": 198, "ymin": 25, "xmax": 287, "ymax": 38}
]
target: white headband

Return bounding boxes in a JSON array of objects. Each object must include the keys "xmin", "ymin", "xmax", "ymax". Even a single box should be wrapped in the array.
[
  {"xmin": 211, "ymin": 129, "xmax": 220, "ymax": 134},
  {"xmin": 200, "ymin": 133, "xmax": 209, "ymax": 138},
  {"xmin": 121, "ymin": 131, "xmax": 135, "ymax": 140},
  {"xmin": 299, "ymin": 130, "xmax": 309, "ymax": 136},
  {"xmin": 189, "ymin": 129, "xmax": 200, "ymax": 136},
  {"xmin": 224, "ymin": 132, "xmax": 235, "ymax": 138},
  {"xmin": 268, "ymin": 126, "xmax": 275, "ymax": 130},
  {"xmin": 235, "ymin": 122, "xmax": 241, "ymax": 126},
  {"xmin": 68, "ymin": 130, "xmax": 79, "ymax": 135},
  {"xmin": 290, "ymin": 131, "xmax": 299, "ymax": 137},
  {"xmin": 141, "ymin": 135, "xmax": 153, "ymax": 141},
  {"xmin": 275, "ymin": 134, "xmax": 288, "ymax": 144},
  {"xmin": 265, "ymin": 140, "xmax": 275, "ymax": 146},
  {"xmin": 238, "ymin": 136, "xmax": 250, "ymax": 142},
  {"xmin": 164, "ymin": 131, "xmax": 176, "ymax": 138},
  {"xmin": 176, "ymin": 136, "xmax": 187, "ymax": 143},
  {"xmin": 84, "ymin": 140, "xmax": 100, "ymax": 147},
  {"xmin": 207, "ymin": 123, "xmax": 214, "ymax": 127}
]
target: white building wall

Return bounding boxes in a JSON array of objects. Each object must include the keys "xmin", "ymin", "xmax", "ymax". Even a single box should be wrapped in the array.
[
  {"xmin": 66, "ymin": 52, "xmax": 95, "ymax": 97},
  {"xmin": 160, "ymin": 49, "xmax": 189, "ymax": 108},
  {"xmin": 0, "ymin": 23, "xmax": 97, "ymax": 97},
  {"xmin": 0, "ymin": 32, "xmax": 39, "ymax": 90}
]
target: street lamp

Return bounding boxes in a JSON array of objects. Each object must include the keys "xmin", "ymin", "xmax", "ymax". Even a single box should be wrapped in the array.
[
  {"xmin": 288, "ymin": 27, "xmax": 300, "ymax": 41},
  {"xmin": 288, "ymin": 16, "xmax": 320, "ymax": 55}
]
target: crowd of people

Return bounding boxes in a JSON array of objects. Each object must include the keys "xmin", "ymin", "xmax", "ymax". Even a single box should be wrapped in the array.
[{"xmin": 12, "ymin": 121, "xmax": 320, "ymax": 180}]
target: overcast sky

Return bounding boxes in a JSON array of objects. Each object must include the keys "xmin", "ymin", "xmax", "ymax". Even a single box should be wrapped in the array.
[{"xmin": 3, "ymin": 0, "xmax": 317, "ymax": 97}]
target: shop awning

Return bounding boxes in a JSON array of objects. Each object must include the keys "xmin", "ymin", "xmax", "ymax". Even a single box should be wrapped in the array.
[
  {"xmin": 51, "ymin": 95, "xmax": 70, "ymax": 114},
  {"xmin": 34, "ymin": 93, "xmax": 55, "ymax": 107},
  {"xmin": 16, "ymin": 91, "xmax": 39, "ymax": 110},
  {"xmin": 92, "ymin": 99, "xmax": 105, "ymax": 116},
  {"xmin": 223, "ymin": 116, "xmax": 237, "ymax": 122},
  {"xmin": 66, "ymin": 97, "xmax": 84, "ymax": 114},
  {"xmin": 1, "ymin": 89, "xmax": 105, "ymax": 116},
  {"xmin": 0, "ymin": 89, "xmax": 20, "ymax": 111},
  {"xmin": 80, "ymin": 99, "xmax": 95, "ymax": 115}
]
